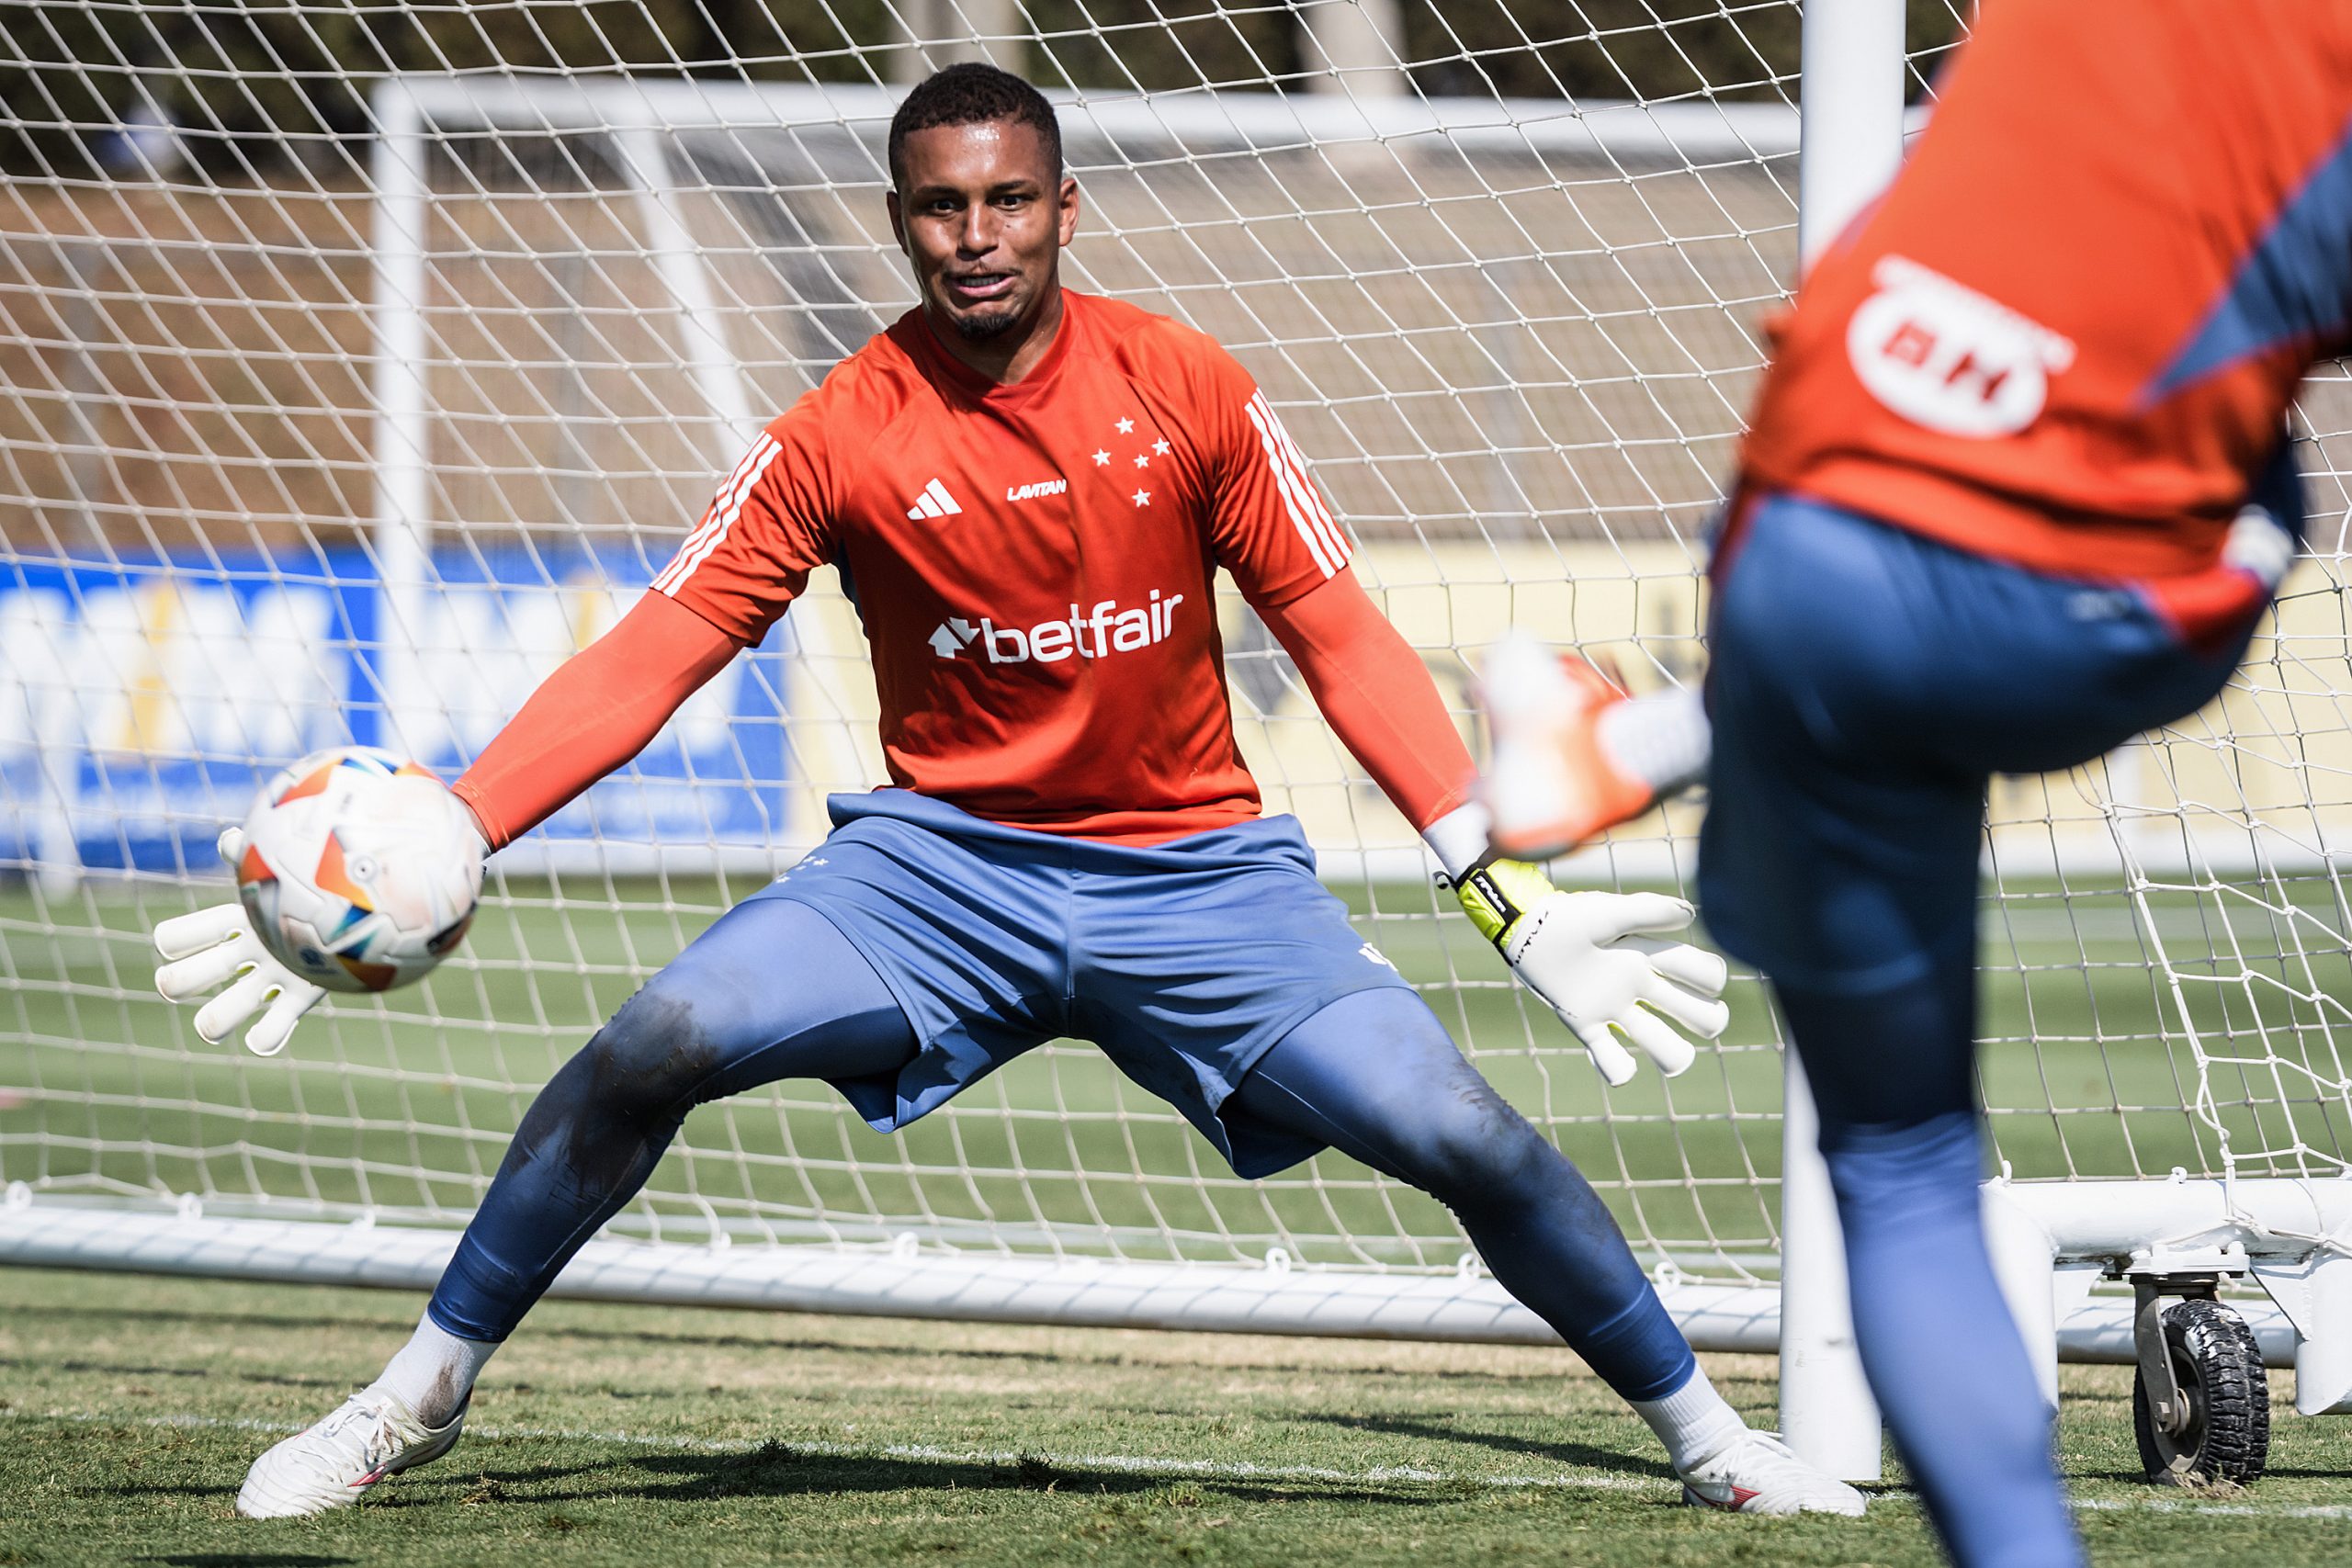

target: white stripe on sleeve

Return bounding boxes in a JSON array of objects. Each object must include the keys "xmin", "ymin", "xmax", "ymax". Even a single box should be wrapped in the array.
[
  {"xmin": 654, "ymin": 437, "xmax": 767, "ymax": 593},
  {"xmin": 1259, "ymin": 392, "xmax": 1351, "ymax": 570},
  {"xmin": 654, "ymin": 434, "xmax": 783, "ymax": 596},
  {"xmin": 657, "ymin": 436, "xmax": 770, "ymax": 590},
  {"xmin": 1244, "ymin": 392, "xmax": 1340, "ymax": 579}
]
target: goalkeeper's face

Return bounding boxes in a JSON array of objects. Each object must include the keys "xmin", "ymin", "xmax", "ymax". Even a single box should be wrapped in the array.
[{"xmin": 889, "ymin": 119, "xmax": 1079, "ymax": 353}]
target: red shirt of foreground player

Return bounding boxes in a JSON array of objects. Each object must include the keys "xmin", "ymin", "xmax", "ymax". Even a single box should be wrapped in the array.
[{"xmin": 1740, "ymin": 0, "xmax": 2352, "ymax": 581}]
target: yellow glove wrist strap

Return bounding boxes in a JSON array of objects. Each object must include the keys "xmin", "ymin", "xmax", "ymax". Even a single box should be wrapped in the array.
[{"xmin": 1448, "ymin": 854, "xmax": 1558, "ymax": 950}]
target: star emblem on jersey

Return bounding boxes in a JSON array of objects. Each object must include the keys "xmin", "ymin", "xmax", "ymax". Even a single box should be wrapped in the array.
[
  {"xmin": 1153, "ymin": 438, "xmax": 1170, "ymax": 456},
  {"xmin": 1133, "ymin": 489, "xmax": 1151, "ymax": 507},
  {"xmin": 1133, "ymin": 454, "xmax": 1149, "ymax": 468},
  {"xmin": 1115, "ymin": 417, "xmax": 1135, "ymax": 434},
  {"xmin": 906, "ymin": 479, "xmax": 964, "ymax": 521},
  {"xmin": 1092, "ymin": 449, "xmax": 1110, "ymax": 467}
]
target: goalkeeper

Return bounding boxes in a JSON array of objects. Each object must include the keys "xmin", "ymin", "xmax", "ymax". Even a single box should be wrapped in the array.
[{"xmin": 154, "ymin": 64, "xmax": 1860, "ymax": 1522}]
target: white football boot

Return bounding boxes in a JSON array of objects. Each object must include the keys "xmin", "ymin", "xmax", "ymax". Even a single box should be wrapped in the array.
[
  {"xmin": 236, "ymin": 1387, "xmax": 468, "ymax": 1517},
  {"xmin": 1678, "ymin": 1429, "xmax": 1868, "ymax": 1517}
]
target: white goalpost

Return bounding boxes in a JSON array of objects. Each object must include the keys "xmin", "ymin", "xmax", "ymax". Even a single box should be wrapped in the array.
[
  {"xmin": 1771, "ymin": 0, "xmax": 1898, "ymax": 1479},
  {"xmin": 6, "ymin": 0, "xmax": 2352, "ymax": 1484}
]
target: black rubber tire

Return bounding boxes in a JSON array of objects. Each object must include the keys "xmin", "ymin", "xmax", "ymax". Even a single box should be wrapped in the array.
[{"xmin": 2132, "ymin": 1298, "xmax": 2270, "ymax": 1487}]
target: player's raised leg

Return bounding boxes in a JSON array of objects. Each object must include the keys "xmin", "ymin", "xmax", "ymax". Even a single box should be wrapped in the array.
[
  {"xmin": 1231, "ymin": 988, "xmax": 1864, "ymax": 1516},
  {"xmin": 237, "ymin": 897, "xmax": 918, "ymax": 1518}
]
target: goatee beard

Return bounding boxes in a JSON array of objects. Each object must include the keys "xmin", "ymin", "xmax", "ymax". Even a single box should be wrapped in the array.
[{"xmin": 953, "ymin": 306, "xmax": 1020, "ymax": 342}]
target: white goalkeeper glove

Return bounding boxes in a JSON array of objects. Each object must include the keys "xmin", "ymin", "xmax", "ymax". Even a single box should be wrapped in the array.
[
  {"xmin": 1448, "ymin": 853, "xmax": 1730, "ymax": 1087},
  {"xmin": 152, "ymin": 827, "xmax": 324, "ymax": 1058}
]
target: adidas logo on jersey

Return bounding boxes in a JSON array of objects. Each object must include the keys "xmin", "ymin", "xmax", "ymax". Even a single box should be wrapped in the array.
[
  {"xmin": 906, "ymin": 479, "xmax": 964, "ymax": 520},
  {"xmin": 929, "ymin": 591, "xmax": 1185, "ymax": 665}
]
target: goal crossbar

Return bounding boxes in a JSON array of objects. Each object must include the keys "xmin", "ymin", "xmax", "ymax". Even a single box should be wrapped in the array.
[{"xmin": 383, "ymin": 74, "xmax": 1812, "ymax": 159}]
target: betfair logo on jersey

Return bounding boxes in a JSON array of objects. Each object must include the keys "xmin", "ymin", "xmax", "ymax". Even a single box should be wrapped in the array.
[{"xmin": 928, "ymin": 590, "xmax": 1185, "ymax": 664}]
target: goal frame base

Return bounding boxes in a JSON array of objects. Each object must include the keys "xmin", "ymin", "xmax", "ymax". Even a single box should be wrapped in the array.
[{"xmin": 0, "ymin": 1182, "xmax": 2316, "ymax": 1379}]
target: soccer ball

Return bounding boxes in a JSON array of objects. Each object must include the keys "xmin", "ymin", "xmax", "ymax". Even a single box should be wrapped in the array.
[{"xmin": 233, "ymin": 746, "xmax": 484, "ymax": 993}]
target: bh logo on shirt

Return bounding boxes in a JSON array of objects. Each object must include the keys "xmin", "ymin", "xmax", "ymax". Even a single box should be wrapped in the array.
[
  {"xmin": 929, "ymin": 590, "xmax": 1185, "ymax": 664},
  {"xmin": 1847, "ymin": 254, "xmax": 2075, "ymax": 437}
]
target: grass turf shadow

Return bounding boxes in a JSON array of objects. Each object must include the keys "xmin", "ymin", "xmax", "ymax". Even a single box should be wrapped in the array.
[
  {"xmin": 546, "ymin": 1443, "xmax": 1468, "ymax": 1508},
  {"xmin": 1302, "ymin": 1411, "xmax": 1673, "ymax": 1482},
  {"xmin": 113, "ymin": 1441, "xmax": 1477, "ymax": 1513}
]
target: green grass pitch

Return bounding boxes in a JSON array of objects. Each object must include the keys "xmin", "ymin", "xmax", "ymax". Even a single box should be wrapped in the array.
[
  {"xmin": 3, "ymin": 871, "xmax": 2348, "ymax": 1562},
  {"xmin": 3, "ymin": 1269, "xmax": 2350, "ymax": 1566}
]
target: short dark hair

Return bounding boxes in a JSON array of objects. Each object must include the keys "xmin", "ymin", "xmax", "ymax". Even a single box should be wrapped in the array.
[{"xmin": 887, "ymin": 63, "xmax": 1063, "ymax": 191}]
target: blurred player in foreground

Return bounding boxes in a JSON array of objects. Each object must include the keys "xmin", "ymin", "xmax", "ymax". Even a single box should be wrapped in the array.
[
  {"xmin": 155, "ymin": 65, "xmax": 1863, "ymax": 1521},
  {"xmin": 1484, "ymin": 5, "xmax": 2348, "ymax": 1563}
]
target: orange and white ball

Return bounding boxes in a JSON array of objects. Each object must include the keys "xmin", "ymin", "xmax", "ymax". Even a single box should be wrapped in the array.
[{"xmin": 233, "ymin": 747, "xmax": 483, "ymax": 993}]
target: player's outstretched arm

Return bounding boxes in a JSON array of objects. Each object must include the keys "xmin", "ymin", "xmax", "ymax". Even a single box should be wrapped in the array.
[
  {"xmin": 447, "ymin": 592, "xmax": 741, "ymax": 850},
  {"xmin": 152, "ymin": 593, "xmax": 740, "ymax": 1055},
  {"xmin": 1254, "ymin": 570, "xmax": 1727, "ymax": 1084}
]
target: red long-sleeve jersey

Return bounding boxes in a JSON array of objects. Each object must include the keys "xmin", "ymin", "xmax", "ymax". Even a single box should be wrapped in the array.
[
  {"xmin": 1740, "ymin": 0, "xmax": 2352, "ymax": 580},
  {"xmin": 456, "ymin": 292, "xmax": 1474, "ymax": 849}
]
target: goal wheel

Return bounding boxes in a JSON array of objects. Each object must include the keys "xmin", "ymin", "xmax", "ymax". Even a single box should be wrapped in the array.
[{"xmin": 2132, "ymin": 1298, "xmax": 2269, "ymax": 1486}]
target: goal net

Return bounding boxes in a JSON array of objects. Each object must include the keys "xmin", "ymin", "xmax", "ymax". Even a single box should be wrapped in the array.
[{"xmin": 5, "ymin": 1, "xmax": 2350, "ymax": 1386}]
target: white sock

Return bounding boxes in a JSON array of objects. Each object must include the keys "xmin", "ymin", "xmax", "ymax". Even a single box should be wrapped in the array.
[
  {"xmin": 1631, "ymin": 1364, "xmax": 1748, "ymax": 1472},
  {"xmin": 372, "ymin": 1312, "xmax": 498, "ymax": 1427},
  {"xmin": 1596, "ymin": 685, "xmax": 1711, "ymax": 795}
]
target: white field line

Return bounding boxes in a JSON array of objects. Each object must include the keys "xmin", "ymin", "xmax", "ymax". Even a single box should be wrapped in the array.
[
  {"xmin": 11, "ymin": 1407, "xmax": 2352, "ymax": 1519},
  {"xmin": 2074, "ymin": 1496, "xmax": 2352, "ymax": 1521}
]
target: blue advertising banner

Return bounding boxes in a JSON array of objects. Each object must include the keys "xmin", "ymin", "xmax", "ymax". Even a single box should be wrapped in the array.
[{"xmin": 0, "ymin": 548, "xmax": 791, "ymax": 875}]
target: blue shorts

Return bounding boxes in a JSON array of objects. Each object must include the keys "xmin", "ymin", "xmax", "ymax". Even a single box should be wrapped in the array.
[
  {"xmin": 752, "ymin": 790, "xmax": 1415, "ymax": 1178},
  {"xmin": 1700, "ymin": 493, "xmax": 2267, "ymax": 995}
]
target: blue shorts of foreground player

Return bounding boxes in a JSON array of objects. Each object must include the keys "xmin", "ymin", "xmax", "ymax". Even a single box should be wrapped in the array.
[
  {"xmin": 1702, "ymin": 493, "xmax": 2263, "ymax": 1008},
  {"xmin": 1701, "ymin": 491, "xmax": 2277, "ymax": 1568},
  {"xmin": 759, "ymin": 789, "xmax": 1413, "ymax": 1179}
]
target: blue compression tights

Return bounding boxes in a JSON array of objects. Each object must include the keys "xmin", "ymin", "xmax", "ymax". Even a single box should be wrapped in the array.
[
  {"xmin": 1229, "ymin": 988, "xmax": 1692, "ymax": 1401},
  {"xmin": 428, "ymin": 898, "xmax": 1695, "ymax": 1405},
  {"xmin": 430, "ymin": 900, "xmax": 918, "ymax": 1338}
]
